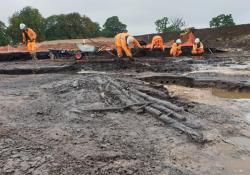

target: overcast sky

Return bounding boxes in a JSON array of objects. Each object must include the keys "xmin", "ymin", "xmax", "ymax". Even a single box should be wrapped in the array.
[{"xmin": 1, "ymin": 0, "xmax": 250, "ymax": 35}]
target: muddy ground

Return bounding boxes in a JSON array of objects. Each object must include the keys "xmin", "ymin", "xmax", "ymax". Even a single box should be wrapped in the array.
[{"xmin": 0, "ymin": 50, "xmax": 250, "ymax": 175}]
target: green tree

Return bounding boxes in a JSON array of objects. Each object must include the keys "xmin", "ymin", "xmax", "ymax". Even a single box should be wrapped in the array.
[
  {"xmin": 7, "ymin": 6, "xmax": 46, "ymax": 44},
  {"xmin": 155, "ymin": 17, "xmax": 170, "ymax": 33},
  {"xmin": 46, "ymin": 13, "xmax": 85, "ymax": 40},
  {"xmin": 155, "ymin": 17, "xmax": 185, "ymax": 33},
  {"xmin": 210, "ymin": 14, "xmax": 235, "ymax": 28},
  {"xmin": 82, "ymin": 15, "xmax": 101, "ymax": 38},
  {"xmin": 45, "ymin": 13, "xmax": 100, "ymax": 40},
  {"xmin": 102, "ymin": 16, "xmax": 127, "ymax": 37},
  {"xmin": 45, "ymin": 15, "xmax": 63, "ymax": 40},
  {"xmin": 169, "ymin": 18, "xmax": 186, "ymax": 32},
  {"xmin": 0, "ymin": 21, "xmax": 10, "ymax": 46}
]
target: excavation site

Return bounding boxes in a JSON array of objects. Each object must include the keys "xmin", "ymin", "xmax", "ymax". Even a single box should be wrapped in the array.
[{"xmin": 0, "ymin": 24, "xmax": 250, "ymax": 175}]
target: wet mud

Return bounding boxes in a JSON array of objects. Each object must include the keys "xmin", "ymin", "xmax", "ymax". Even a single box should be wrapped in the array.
[{"xmin": 0, "ymin": 51, "xmax": 249, "ymax": 175}]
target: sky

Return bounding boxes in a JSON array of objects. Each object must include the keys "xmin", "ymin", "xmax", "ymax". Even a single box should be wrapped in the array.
[{"xmin": 0, "ymin": 0, "xmax": 250, "ymax": 35}]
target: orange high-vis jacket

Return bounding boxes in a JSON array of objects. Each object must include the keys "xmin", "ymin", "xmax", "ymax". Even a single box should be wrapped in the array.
[
  {"xmin": 115, "ymin": 33, "xmax": 141, "ymax": 58},
  {"xmin": 170, "ymin": 43, "xmax": 182, "ymax": 56},
  {"xmin": 22, "ymin": 28, "xmax": 37, "ymax": 45},
  {"xmin": 192, "ymin": 42, "xmax": 204, "ymax": 50},
  {"xmin": 192, "ymin": 42, "xmax": 204, "ymax": 54},
  {"xmin": 151, "ymin": 35, "xmax": 164, "ymax": 50}
]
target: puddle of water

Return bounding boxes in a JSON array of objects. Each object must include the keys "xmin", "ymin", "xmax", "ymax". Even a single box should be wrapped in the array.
[
  {"xmin": 211, "ymin": 88, "xmax": 250, "ymax": 99},
  {"xmin": 166, "ymin": 85, "xmax": 250, "ymax": 123}
]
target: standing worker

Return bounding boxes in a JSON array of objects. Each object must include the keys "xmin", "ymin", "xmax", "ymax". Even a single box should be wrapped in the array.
[
  {"xmin": 192, "ymin": 38, "xmax": 204, "ymax": 55},
  {"xmin": 20, "ymin": 23, "xmax": 37, "ymax": 60},
  {"xmin": 170, "ymin": 39, "xmax": 182, "ymax": 56},
  {"xmin": 150, "ymin": 35, "xmax": 164, "ymax": 51},
  {"xmin": 115, "ymin": 32, "xmax": 142, "ymax": 60}
]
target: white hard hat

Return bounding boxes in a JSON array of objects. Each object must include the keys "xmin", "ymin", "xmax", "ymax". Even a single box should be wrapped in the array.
[
  {"xmin": 127, "ymin": 36, "xmax": 135, "ymax": 45},
  {"xmin": 195, "ymin": 38, "xmax": 200, "ymax": 44},
  {"xmin": 176, "ymin": 39, "xmax": 182, "ymax": 44},
  {"xmin": 20, "ymin": 23, "xmax": 26, "ymax": 30}
]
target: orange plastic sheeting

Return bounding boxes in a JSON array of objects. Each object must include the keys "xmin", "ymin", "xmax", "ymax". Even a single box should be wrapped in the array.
[
  {"xmin": 181, "ymin": 32, "xmax": 195, "ymax": 47},
  {"xmin": 0, "ymin": 45, "xmax": 24, "ymax": 53},
  {"xmin": 0, "ymin": 43, "xmax": 78, "ymax": 53},
  {"xmin": 146, "ymin": 40, "xmax": 174, "ymax": 49},
  {"xmin": 0, "ymin": 37, "xmax": 115, "ymax": 54}
]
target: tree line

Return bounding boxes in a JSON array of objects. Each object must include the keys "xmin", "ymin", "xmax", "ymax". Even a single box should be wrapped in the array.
[
  {"xmin": 154, "ymin": 14, "xmax": 235, "ymax": 33},
  {"xmin": 0, "ymin": 6, "xmax": 236, "ymax": 46},
  {"xmin": 0, "ymin": 6, "xmax": 127, "ymax": 45}
]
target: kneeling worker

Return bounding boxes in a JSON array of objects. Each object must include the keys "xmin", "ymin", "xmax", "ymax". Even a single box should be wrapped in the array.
[
  {"xmin": 192, "ymin": 38, "xmax": 204, "ymax": 55},
  {"xmin": 151, "ymin": 35, "xmax": 164, "ymax": 51},
  {"xmin": 115, "ymin": 32, "xmax": 142, "ymax": 59},
  {"xmin": 170, "ymin": 39, "xmax": 182, "ymax": 56},
  {"xmin": 20, "ymin": 23, "xmax": 37, "ymax": 60}
]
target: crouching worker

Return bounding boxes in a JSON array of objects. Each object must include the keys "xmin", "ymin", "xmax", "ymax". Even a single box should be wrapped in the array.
[
  {"xmin": 192, "ymin": 38, "xmax": 204, "ymax": 55},
  {"xmin": 170, "ymin": 39, "xmax": 182, "ymax": 56},
  {"xmin": 115, "ymin": 32, "xmax": 142, "ymax": 60},
  {"xmin": 20, "ymin": 23, "xmax": 37, "ymax": 60},
  {"xmin": 151, "ymin": 35, "xmax": 164, "ymax": 51}
]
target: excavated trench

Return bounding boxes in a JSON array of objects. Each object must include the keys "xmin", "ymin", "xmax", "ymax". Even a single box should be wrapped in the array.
[
  {"xmin": 0, "ymin": 45, "xmax": 227, "ymax": 77},
  {"xmin": 0, "ymin": 52, "xmax": 49, "ymax": 62},
  {"xmin": 0, "ymin": 51, "xmax": 249, "ymax": 94},
  {"xmin": 0, "ymin": 49, "xmax": 227, "ymax": 77},
  {"xmin": 0, "ymin": 47, "xmax": 223, "ymax": 62},
  {"xmin": 0, "ymin": 64, "xmax": 78, "ymax": 75},
  {"xmin": 139, "ymin": 74, "xmax": 250, "ymax": 92}
]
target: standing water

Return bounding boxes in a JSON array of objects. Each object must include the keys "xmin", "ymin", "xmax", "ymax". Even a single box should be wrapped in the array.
[
  {"xmin": 165, "ymin": 85, "xmax": 250, "ymax": 123},
  {"xmin": 211, "ymin": 88, "xmax": 250, "ymax": 122}
]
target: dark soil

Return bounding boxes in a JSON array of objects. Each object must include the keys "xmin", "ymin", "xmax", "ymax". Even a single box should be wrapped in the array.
[
  {"xmin": 0, "ymin": 72, "xmax": 249, "ymax": 175},
  {"xmin": 0, "ymin": 55, "xmax": 249, "ymax": 175},
  {"xmin": 0, "ymin": 47, "xmax": 249, "ymax": 175},
  {"xmin": 137, "ymin": 24, "xmax": 250, "ymax": 50}
]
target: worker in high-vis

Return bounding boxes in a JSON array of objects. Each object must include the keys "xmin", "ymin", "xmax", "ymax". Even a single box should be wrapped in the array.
[
  {"xmin": 20, "ymin": 23, "xmax": 37, "ymax": 60},
  {"xmin": 115, "ymin": 32, "xmax": 142, "ymax": 59},
  {"xmin": 150, "ymin": 35, "xmax": 164, "ymax": 51},
  {"xmin": 192, "ymin": 38, "xmax": 204, "ymax": 55},
  {"xmin": 170, "ymin": 39, "xmax": 182, "ymax": 56}
]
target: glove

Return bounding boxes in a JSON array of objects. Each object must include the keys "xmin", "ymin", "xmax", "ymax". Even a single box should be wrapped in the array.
[{"xmin": 136, "ymin": 46, "xmax": 143, "ymax": 51}]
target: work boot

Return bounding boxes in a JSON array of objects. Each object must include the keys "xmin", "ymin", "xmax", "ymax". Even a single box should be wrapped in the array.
[
  {"xmin": 115, "ymin": 58, "xmax": 123, "ymax": 68},
  {"xmin": 31, "ymin": 53, "xmax": 38, "ymax": 61}
]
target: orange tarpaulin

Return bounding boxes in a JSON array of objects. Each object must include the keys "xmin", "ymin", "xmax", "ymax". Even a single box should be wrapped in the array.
[
  {"xmin": 180, "ymin": 32, "xmax": 195, "ymax": 47},
  {"xmin": 146, "ymin": 40, "xmax": 174, "ymax": 49},
  {"xmin": 145, "ymin": 29, "xmax": 196, "ymax": 49}
]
